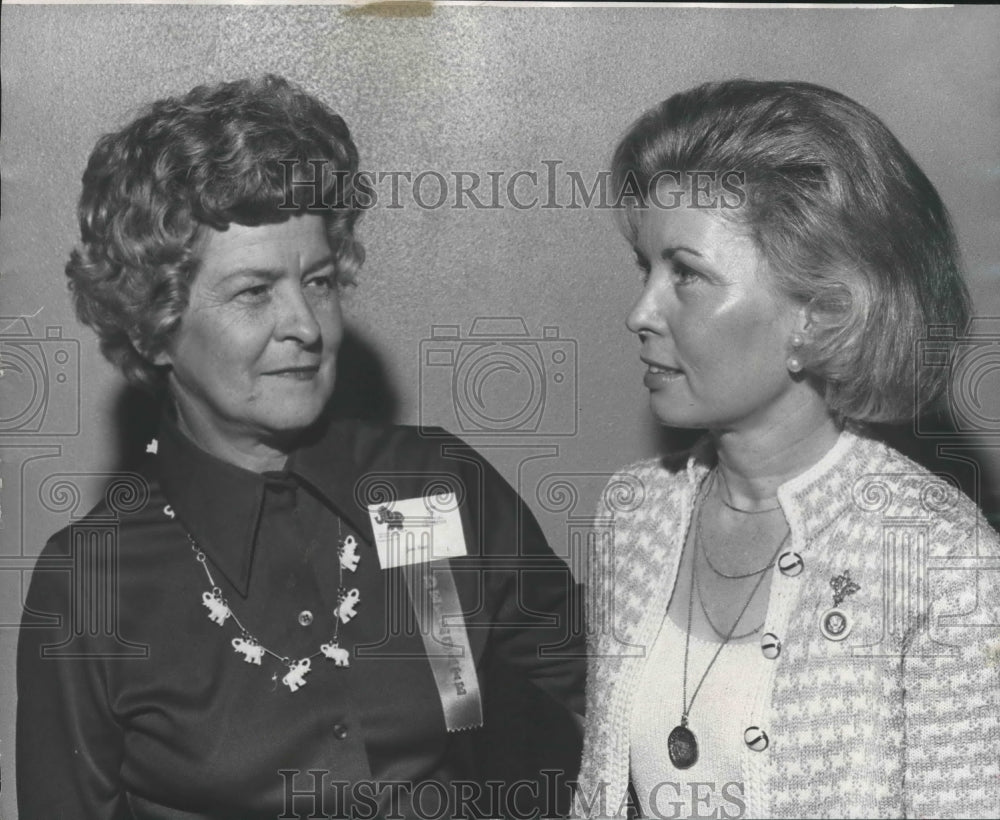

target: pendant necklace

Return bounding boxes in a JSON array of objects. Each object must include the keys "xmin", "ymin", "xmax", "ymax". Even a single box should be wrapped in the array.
[{"xmin": 668, "ymin": 471, "xmax": 789, "ymax": 770}]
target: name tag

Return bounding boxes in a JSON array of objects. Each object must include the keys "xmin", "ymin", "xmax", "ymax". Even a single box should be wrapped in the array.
[{"xmin": 367, "ymin": 493, "xmax": 467, "ymax": 569}]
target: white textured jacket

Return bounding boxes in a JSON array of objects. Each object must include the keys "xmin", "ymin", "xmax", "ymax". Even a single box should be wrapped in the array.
[{"xmin": 577, "ymin": 431, "xmax": 1000, "ymax": 819}]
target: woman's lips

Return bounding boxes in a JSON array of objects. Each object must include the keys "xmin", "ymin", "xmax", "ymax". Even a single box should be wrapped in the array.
[
  {"xmin": 264, "ymin": 366, "xmax": 320, "ymax": 380},
  {"xmin": 643, "ymin": 363, "xmax": 684, "ymax": 390}
]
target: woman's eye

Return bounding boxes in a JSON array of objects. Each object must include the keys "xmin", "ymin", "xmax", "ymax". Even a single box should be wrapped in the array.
[
  {"xmin": 305, "ymin": 274, "xmax": 336, "ymax": 292},
  {"xmin": 237, "ymin": 284, "xmax": 270, "ymax": 301},
  {"xmin": 672, "ymin": 261, "xmax": 700, "ymax": 284},
  {"xmin": 634, "ymin": 258, "xmax": 651, "ymax": 284}
]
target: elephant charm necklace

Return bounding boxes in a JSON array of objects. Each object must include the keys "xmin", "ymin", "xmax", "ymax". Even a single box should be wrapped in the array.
[{"xmin": 166, "ymin": 503, "xmax": 361, "ymax": 693}]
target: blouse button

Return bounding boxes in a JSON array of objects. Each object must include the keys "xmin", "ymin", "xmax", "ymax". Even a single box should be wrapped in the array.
[
  {"xmin": 297, "ymin": 610, "xmax": 314, "ymax": 627},
  {"xmin": 333, "ymin": 723, "xmax": 349, "ymax": 740},
  {"xmin": 777, "ymin": 552, "xmax": 804, "ymax": 577},
  {"xmin": 744, "ymin": 726, "xmax": 769, "ymax": 752},
  {"xmin": 760, "ymin": 633, "xmax": 781, "ymax": 660}
]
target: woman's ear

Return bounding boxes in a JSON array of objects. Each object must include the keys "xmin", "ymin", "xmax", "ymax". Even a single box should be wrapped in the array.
[
  {"xmin": 130, "ymin": 332, "xmax": 171, "ymax": 367},
  {"xmin": 795, "ymin": 302, "xmax": 816, "ymax": 337}
]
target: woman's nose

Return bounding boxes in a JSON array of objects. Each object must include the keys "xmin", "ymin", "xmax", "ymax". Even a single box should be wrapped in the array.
[
  {"xmin": 626, "ymin": 279, "xmax": 665, "ymax": 337},
  {"xmin": 275, "ymin": 286, "xmax": 322, "ymax": 346}
]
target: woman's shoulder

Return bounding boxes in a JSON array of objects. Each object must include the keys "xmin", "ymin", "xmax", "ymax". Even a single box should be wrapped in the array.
[
  {"xmin": 859, "ymin": 441, "xmax": 1000, "ymax": 679},
  {"xmin": 600, "ymin": 441, "xmax": 706, "ymax": 510},
  {"xmin": 326, "ymin": 418, "xmax": 487, "ymax": 470},
  {"xmin": 849, "ymin": 432, "xmax": 1000, "ymax": 555},
  {"xmin": 598, "ymin": 457, "xmax": 682, "ymax": 511},
  {"xmin": 585, "ymin": 452, "xmax": 706, "ymax": 578},
  {"xmin": 319, "ymin": 419, "xmax": 531, "ymax": 515},
  {"xmin": 37, "ymin": 461, "xmax": 168, "ymax": 539},
  {"xmin": 26, "ymin": 464, "xmax": 172, "ymax": 602}
]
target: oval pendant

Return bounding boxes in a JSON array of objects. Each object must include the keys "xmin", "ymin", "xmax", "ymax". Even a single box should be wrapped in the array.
[{"xmin": 668, "ymin": 724, "xmax": 698, "ymax": 769}]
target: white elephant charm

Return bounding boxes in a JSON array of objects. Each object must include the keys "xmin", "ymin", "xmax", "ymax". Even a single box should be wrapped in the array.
[
  {"xmin": 336, "ymin": 589, "xmax": 361, "ymax": 624},
  {"xmin": 282, "ymin": 658, "xmax": 311, "ymax": 692},
  {"xmin": 320, "ymin": 642, "xmax": 350, "ymax": 667},
  {"xmin": 231, "ymin": 637, "xmax": 265, "ymax": 665},
  {"xmin": 202, "ymin": 591, "xmax": 231, "ymax": 626},
  {"xmin": 339, "ymin": 535, "xmax": 360, "ymax": 572}
]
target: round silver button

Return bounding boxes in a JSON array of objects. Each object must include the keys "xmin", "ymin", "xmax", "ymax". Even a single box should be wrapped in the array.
[
  {"xmin": 297, "ymin": 610, "xmax": 314, "ymax": 627},
  {"xmin": 761, "ymin": 633, "xmax": 781, "ymax": 660},
  {"xmin": 777, "ymin": 552, "xmax": 804, "ymax": 577},
  {"xmin": 744, "ymin": 726, "xmax": 769, "ymax": 752}
]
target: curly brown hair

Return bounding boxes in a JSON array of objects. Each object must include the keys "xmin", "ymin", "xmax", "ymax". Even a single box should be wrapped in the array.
[{"xmin": 67, "ymin": 74, "xmax": 365, "ymax": 390}]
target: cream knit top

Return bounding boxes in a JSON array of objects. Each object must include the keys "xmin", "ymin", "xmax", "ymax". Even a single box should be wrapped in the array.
[
  {"xmin": 577, "ymin": 431, "xmax": 1000, "ymax": 819},
  {"xmin": 630, "ymin": 614, "xmax": 765, "ymax": 818}
]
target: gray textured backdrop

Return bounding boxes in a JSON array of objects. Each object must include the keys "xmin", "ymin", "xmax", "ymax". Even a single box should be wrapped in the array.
[{"xmin": 2, "ymin": 5, "xmax": 998, "ymax": 815}]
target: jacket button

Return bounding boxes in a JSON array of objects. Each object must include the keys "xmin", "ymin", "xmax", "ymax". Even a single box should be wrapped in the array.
[
  {"xmin": 777, "ymin": 552, "xmax": 804, "ymax": 576},
  {"xmin": 297, "ymin": 610, "xmax": 313, "ymax": 627},
  {"xmin": 333, "ymin": 723, "xmax": 349, "ymax": 740},
  {"xmin": 744, "ymin": 726, "xmax": 769, "ymax": 752},
  {"xmin": 760, "ymin": 633, "xmax": 781, "ymax": 660}
]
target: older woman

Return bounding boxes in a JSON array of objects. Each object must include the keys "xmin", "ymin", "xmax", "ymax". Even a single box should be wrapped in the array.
[
  {"xmin": 17, "ymin": 76, "xmax": 584, "ymax": 818},
  {"xmin": 578, "ymin": 80, "xmax": 1000, "ymax": 819}
]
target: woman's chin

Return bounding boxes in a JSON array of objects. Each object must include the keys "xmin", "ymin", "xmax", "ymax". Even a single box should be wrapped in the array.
[
  {"xmin": 266, "ymin": 407, "xmax": 328, "ymax": 436},
  {"xmin": 241, "ymin": 399, "xmax": 332, "ymax": 447},
  {"xmin": 257, "ymin": 379, "xmax": 335, "ymax": 429},
  {"xmin": 647, "ymin": 395, "xmax": 705, "ymax": 430}
]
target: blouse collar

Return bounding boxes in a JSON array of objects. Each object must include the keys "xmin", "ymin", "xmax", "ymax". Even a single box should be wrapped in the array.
[{"xmin": 156, "ymin": 414, "xmax": 373, "ymax": 596}]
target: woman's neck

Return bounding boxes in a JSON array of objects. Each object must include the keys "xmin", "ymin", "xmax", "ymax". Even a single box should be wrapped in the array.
[
  {"xmin": 711, "ymin": 406, "xmax": 842, "ymax": 509},
  {"xmin": 173, "ymin": 404, "xmax": 290, "ymax": 474}
]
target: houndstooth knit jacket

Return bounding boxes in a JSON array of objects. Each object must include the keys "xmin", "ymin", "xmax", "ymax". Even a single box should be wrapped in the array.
[{"xmin": 576, "ymin": 431, "xmax": 1000, "ymax": 819}]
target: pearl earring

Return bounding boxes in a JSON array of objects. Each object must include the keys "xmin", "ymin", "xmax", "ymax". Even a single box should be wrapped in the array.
[{"xmin": 787, "ymin": 333, "xmax": 805, "ymax": 373}]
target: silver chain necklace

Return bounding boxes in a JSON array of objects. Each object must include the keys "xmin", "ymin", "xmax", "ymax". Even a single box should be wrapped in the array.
[
  {"xmin": 693, "ymin": 531, "xmax": 787, "ymax": 641},
  {"xmin": 715, "ymin": 467, "xmax": 782, "ymax": 514},
  {"xmin": 667, "ymin": 474, "xmax": 789, "ymax": 770},
  {"xmin": 699, "ymin": 472, "xmax": 787, "ymax": 580}
]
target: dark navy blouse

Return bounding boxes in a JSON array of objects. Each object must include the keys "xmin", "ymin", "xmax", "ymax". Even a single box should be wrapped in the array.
[{"xmin": 17, "ymin": 417, "xmax": 584, "ymax": 818}]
